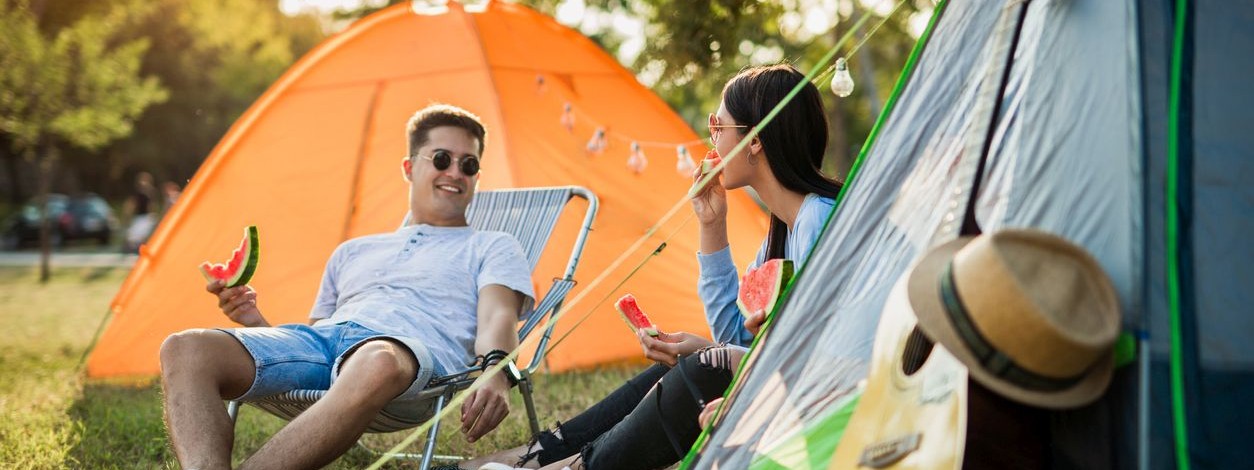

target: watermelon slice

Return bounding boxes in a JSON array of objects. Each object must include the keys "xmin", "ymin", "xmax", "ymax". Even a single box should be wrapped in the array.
[
  {"xmin": 737, "ymin": 258, "xmax": 794, "ymax": 318},
  {"xmin": 615, "ymin": 293, "xmax": 659, "ymax": 337},
  {"xmin": 198, "ymin": 225, "xmax": 260, "ymax": 288}
]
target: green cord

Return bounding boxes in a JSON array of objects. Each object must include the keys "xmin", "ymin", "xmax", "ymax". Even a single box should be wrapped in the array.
[{"xmin": 1167, "ymin": 0, "xmax": 1192, "ymax": 468}]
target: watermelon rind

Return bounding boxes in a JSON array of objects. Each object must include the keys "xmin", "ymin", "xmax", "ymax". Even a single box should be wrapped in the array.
[
  {"xmin": 615, "ymin": 294, "xmax": 659, "ymax": 337},
  {"xmin": 225, "ymin": 225, "xmax": 259, "ymax": 287},
  {"xmin": 198, "ymin": 226, "xmax": 259, "ymax": 288},
  {"xmin": 736, "ymin": 259, "xmax": 794, "ymax": 319}
]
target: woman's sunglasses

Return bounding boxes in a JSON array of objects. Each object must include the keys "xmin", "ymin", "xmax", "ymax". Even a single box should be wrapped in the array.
[
  {"xmin": 708, "ymin": 113, "xmax": 748, "ymax": 145},
  {"xmin": 415, "ymin": 149, "xmax": 481, "ymax": 176}
]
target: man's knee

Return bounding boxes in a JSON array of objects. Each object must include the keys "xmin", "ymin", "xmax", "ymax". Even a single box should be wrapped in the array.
[
  {"xmin": 160, "ymin": 329, "xmax": 253, "ymax": 392},
  {"xmin": 160, "ymin": 329, "xmax": 217, "ymax": 370},
  {"xmin": 340, "ymin": 340, "xmax": 418, "ymax": 395}
]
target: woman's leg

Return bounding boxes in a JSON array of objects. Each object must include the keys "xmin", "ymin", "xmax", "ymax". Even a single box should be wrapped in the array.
[
  {"xmin": 522, "ymin": 363, "xmax": 671, "ymax": 466},
  {"xmin": 577, "ymin": 349, "xmax": 735, "ymax": 470}
]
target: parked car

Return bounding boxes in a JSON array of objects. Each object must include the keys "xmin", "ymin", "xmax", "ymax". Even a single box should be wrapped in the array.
[{"xmin": 1, "ymin": 193, "xmax": 118, "ymax": 249}]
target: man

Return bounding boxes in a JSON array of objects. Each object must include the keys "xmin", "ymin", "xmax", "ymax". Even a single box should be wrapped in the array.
[{"xmin": 159, "ymin": 104, "xmax": 533, "ymax": 469}]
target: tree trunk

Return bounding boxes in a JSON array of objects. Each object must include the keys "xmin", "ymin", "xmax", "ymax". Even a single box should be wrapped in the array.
[
  {"xmin": 37, "ymin": 142, "xmax": 58, "ymax": 283},
  {"xmin": 1, "ymin": 146, "xmax": 24, "ymax": 204},
  {"xmin": 826, "ymin": 97, "xmax": 851, "ymax": 180},
  {"xmin": 853, "ymin": 0, "xmax": 882, "ymax": 121},
  {"xmin": 824, "ymin": 17, "xmax": 851, "ymax": 179}
]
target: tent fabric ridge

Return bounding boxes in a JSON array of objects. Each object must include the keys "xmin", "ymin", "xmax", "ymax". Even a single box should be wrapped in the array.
[
  {"xmin": 464, "ymin": 7, "xmax": 517, "ymax": 188},
  {"xmin": 344, "ymin": 83, "xmax": 385, "ymax": 240}
]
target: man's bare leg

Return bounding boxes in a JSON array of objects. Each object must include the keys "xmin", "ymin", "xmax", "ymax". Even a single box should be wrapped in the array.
[
  {"xmin": 160, "ymin": 329, "xmax": 257, "ymax": 470},
  {"xmin": 239, "ymin": 339, "xmax": 417, "ymax": 470},
  {"xmin": 461, "ymin": 444, "xmax": 539, "ymax": 469}
]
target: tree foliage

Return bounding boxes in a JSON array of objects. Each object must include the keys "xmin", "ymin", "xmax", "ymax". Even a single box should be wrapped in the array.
[
  {"xmin": 0, "ymin": 0, "xmax": 324, "ymax": 203},
  {"xmin": 0, "ymin": 0, "xmax": 167, "ymax": 153}
]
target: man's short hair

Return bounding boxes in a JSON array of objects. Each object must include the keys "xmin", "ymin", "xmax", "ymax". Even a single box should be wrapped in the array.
[{"xmin": 406, "ymin": 104, "xmax": 487, "ymax": 157}]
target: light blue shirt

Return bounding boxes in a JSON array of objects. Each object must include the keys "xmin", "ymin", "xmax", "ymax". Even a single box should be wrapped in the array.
[
  {"xmin": 697, "ymin": 193, "xmax": 835, "ymax": 347},
  {"xmin": 310, "ymin": 224, "xmax": 535, "ymax": 372}
]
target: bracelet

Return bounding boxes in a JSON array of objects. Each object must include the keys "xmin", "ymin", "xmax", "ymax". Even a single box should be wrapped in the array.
[
  {"xmin": 479, "ymin": 349, "xmax": 520, "ymax": 387},
  {"xmin": 481, "ymin": 349, "xmax": 509, "ymax": 369}
]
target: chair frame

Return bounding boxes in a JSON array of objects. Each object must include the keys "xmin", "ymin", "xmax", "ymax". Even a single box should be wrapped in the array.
[{"xmin": 226, "ymin": 186, "xmax": 599, "ymax": 469}]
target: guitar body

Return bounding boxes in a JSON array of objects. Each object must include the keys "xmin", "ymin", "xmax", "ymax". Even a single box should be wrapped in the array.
[{"xmin": 829, "ymin": 277, "xmax": 968, "ymax": 470}]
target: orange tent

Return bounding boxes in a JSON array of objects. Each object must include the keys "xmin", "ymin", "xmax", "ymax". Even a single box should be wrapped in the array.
[{"xmin": 86, "ymin": 1, "xmax": 767, "ymax": 378}]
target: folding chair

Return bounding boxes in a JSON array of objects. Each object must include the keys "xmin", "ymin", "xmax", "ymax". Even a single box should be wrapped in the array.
[{"xmin": 226, "ymin": 186, "xmax": 598, "ymax": 469}]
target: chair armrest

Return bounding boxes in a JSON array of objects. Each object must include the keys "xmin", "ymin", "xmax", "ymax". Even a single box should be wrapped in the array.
[{"xmin": 516, "ymin": 278, "xmax": 576, "ymax": 373}]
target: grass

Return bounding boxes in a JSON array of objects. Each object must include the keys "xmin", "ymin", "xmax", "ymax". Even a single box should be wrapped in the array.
[{"xmin": 0, "ymin": 266, "xmax": 646, "ymax": 468}]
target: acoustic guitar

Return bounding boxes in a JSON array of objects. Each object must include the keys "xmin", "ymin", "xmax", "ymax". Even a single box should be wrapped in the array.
[{"xmin": 828, "ymin": 276, "xmax": 968, "ymax": 469}]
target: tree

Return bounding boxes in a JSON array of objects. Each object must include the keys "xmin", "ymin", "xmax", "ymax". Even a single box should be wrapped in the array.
[
  {"xmin": 96, "ymin": 0, "xmax": 323, "ymax": 198},
  {"xmin": 0, "ymin": 0, "xmax": 167, "ymax": 281}
]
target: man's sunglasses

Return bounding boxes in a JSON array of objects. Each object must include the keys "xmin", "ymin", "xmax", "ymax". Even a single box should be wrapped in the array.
[{"xmin": 415, "ymin": 149, "xmax": 481, "ymax": 176}]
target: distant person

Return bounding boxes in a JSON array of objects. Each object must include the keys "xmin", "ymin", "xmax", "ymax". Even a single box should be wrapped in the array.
[
  {"xmin": 161, "ymin": 180, "xmax": 181, "ymax": 214},
  {"xmin": 123, "ymin": 172, "xmax": 158, "ymax": 253}
]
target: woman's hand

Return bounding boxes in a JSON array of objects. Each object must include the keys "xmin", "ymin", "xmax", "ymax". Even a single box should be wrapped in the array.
[
  {"xmin": 699, "ymin": 397, "xmax": 724, "ymax": 429},
  {"xmin": 690, "ymin": 156, "xmax": 728, "ymax": 226},
  {"xmin": 637, "ymin": 330, "xmax": 715, "ymax": 367},
  {"xmin": 743, "ymin": 309, "xmax": 767, "ymax": 337}
]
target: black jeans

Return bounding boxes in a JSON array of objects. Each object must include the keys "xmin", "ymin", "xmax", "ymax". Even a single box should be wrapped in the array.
[{"xmin": 531, "ymin": 353, "xmax": 734, "ymax": 470}]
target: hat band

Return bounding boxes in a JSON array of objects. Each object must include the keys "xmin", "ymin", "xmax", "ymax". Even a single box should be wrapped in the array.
[{"xmin": 940, "ymin": 263, "xmax": 1086, "ymax": 392}]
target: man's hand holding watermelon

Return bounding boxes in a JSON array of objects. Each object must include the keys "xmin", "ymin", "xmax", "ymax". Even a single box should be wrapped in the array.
[{"xmin": 207, "ymin": 280, "xmax": 268, "ymax": 328}]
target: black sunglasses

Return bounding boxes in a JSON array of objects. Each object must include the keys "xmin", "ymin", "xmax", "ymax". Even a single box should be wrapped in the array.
[{"xmin": 416, "ymin": 149, "xmax": 480, "ymax": 176}]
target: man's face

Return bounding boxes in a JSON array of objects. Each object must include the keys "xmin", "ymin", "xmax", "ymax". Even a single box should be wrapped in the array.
[{"xmin": 402, "ymin": 125, "xmax": 481, "ymax": 226}]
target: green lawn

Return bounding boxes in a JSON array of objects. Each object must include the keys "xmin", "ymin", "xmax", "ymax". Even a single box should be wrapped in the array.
[{"xmin": 0, "ymin": 266, "xmax": 645, "ymax": 468}]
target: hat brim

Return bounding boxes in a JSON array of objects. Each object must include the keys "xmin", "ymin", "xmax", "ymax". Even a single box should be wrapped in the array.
[{"xmin": 905, "ymin": 236, "xmax": 1114, "ymax": 409}]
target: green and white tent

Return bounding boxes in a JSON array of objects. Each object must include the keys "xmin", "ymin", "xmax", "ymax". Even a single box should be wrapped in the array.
[{"xmin": 685, "ymin": 0, "xmax": 1252, "ymax": 468}]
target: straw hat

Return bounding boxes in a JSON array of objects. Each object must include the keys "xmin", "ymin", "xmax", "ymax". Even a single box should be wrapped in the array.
[{"xmin": 906, "ymin": 229, "xmax": 1121, "ymax": 409}]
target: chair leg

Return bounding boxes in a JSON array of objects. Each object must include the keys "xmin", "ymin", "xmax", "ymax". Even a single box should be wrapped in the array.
[
  {"xmin": 227, "ymin": 400, "xmax": 240, "ymax": 424},
  {"xmin": 519, "ymin": 377, "xmax": 541, "ymax": 436},
  {"xmin": 419, "ymin": 393, "xmax": 446, "ymax": 470}
]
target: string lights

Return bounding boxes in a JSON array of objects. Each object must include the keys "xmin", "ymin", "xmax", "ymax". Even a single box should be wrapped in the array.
[
  {"xmin": 830, "ymin": 57, "xmax": 855, "ymax": 97},
  {"xmin": 675, "ymin": 145, "xmax": 696, "ymax": 175}
]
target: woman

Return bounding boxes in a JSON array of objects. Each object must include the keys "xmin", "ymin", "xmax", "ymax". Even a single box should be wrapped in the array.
[{"xmin": 471, "ymin": 63, "xmax": 841, "ymax": 470}]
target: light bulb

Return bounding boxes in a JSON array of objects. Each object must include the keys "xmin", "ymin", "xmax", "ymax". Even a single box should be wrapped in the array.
[
  {"xmin": 411, "ymin": 0, "xmax": 449, "ymax": 15},
  {"xmin": 830, "ymin": 57, "xmax": 855, "ymax": 98},
  {"xmin": 675, "ymin": 145, "xmax": 696, "ymax": 175},
  {"xmin": 461, "ymin": 0, "xmax": 491, "ymax": 13},
  {"xmin": 586, "ymin": 128, "xmax": 607, "ymax": 155},
  {"xmin": 560, "ymin": 103, "xmax": 575, "ymax": 132},
  {"xmin": 627, "ymin": 142, "xmax": 648, "ymax": 173}
]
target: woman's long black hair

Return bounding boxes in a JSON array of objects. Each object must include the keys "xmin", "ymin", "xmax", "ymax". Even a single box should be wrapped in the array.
[{"xmin": 723, "ymin": 64, "xmax": 843, "ymax": 260}]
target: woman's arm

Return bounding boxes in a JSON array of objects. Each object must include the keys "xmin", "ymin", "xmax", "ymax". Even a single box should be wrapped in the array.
[{"xmin": 697, "ymin": 246, "xmax": 754, "ymax": 346}]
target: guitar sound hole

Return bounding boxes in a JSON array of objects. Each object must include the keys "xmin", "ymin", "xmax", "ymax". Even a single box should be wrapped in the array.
[{"xmin": 901, "ymin": 326, "xmax": 935, "ymax": 376}]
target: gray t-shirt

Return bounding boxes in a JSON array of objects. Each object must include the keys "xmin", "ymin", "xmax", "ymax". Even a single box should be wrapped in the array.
[{"xmin": 310, "ymin": 224, "xmax": 535, "ymax": 372}]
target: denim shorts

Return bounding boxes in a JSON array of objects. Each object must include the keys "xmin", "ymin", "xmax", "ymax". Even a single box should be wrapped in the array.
[{"xmin": 219, "ymin": 321, "xmax": 446, "ymax": 417}]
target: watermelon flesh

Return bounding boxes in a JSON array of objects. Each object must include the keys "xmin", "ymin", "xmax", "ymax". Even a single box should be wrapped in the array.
[
  {"xmin": 701, "ymin": 149, "xmax": 723, "ymax": 176},
  {"xmin": 737, "ymin": 258, "xmax": 794, "ymax": 319},
  {"xmin": 198, "ymin": 225, "xmax": 260, "ymax": 288},
  {"xmin": 615, "ymin": 293, "xmax": 659, "ymax": 336}
]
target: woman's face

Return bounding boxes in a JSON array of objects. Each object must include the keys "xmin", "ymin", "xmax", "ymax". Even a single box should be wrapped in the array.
[{"xmin": 711, "ymin": 101, "xmax": 753, "ymax": 190}]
